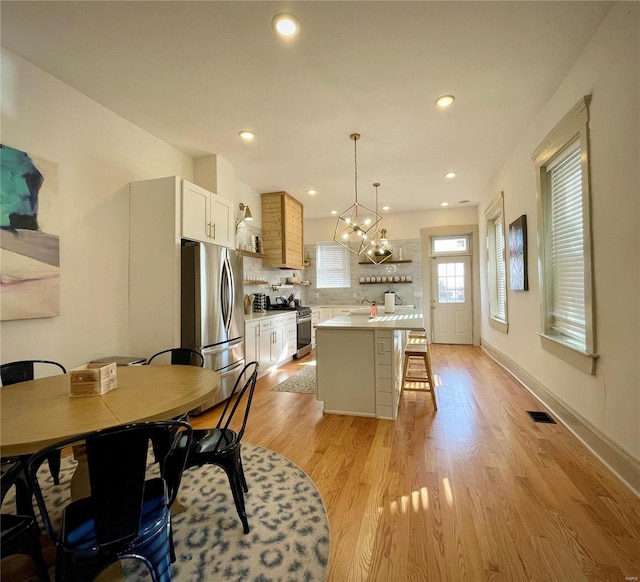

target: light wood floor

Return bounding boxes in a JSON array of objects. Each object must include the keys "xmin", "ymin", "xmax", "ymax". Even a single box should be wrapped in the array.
[{"xmin": 192, "ymin": 344, "xmax": 640, "ymax": 582}]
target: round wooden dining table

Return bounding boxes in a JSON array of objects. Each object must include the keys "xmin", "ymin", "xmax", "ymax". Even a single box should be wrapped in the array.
[{"xmin": 0, "ymin": 365, "xmax": 221, "ymax": 457}]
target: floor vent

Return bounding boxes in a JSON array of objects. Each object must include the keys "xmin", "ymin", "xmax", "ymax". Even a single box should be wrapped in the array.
[{"xmin": 527, "ymin": 411, "xmax": 556, "ymax": 424}]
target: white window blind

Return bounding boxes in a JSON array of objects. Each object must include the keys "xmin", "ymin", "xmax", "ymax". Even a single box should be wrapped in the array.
[
  {"xmin": 316, "ymin": 242, "xmax": 350, "ymax": 288},
  {"xmin": 485, "ymin": 191, "xmax": 508, "ymax": 331},
  {"xmin": 548, "ymin": 144, "xmax": 585, "ymax": 345},
  {"xmin": 532, "ymin": 96, "xmax": 595, "ymax": 372},
  {"xmin": 495, "ymin": 217, "xmax": 506, "ymax": 321}
]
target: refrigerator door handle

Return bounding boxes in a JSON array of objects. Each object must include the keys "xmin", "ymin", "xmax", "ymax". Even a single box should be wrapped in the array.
[
  {"xmin": 217, "ymin": 360, "xmax": 245, "ymax": 378},
  {"xmin": 201, "ymin": 338, "xmax": 244, "ymax": 355},
  {"xmin": 226, "ymin": 255, "xmax": 234, "ymax": 331},
  {"xmin": 220, "ymin": 253, "xmax": 234, "ymax": 333}
]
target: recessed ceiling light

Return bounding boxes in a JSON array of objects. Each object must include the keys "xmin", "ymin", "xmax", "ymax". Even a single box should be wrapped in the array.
[
  {"xmin": 238, "ymin": 130, "xmax": 254, "ymax": 141},
  {"xmin": 330, "ymin": 210, "xmax": 338, "ymax": 215},
  {"xmin": 440, "ymin": 202, "xmax": 449, "ymax": 207},
  {"xmin": 307, "ymin": 189, "xmax": 317, "ymax": 195},
  {"xmin": 459, "ymin": 200, "xmax": 470, "ymax": 204},
  {"xmin": 382, "ymin": 206, "xmax": 390, "ymax": 211},
  {"xmin": 445, "ymin": 172, "xmax": 456, "ymax": 179},
  {"xmin": 436, "ymin": 95, "xmax": 455, "ymax": 108},
  {"xmin": 272, "ymin": 13, "xmax": 300, "ymax": 37}
]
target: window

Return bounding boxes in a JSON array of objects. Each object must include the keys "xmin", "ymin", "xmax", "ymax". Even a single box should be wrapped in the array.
[
  {"xmin": 532, "ymin": 95, "xmax": 597, "ymax": 374},
  {"xmin": 485, "ymin": 192, "xmax": 508, "ymax": 333},
  {"xmin": 316, "ymin": 242, "xmax": 350, "ymax": 288},
  {"xmin": 437, "ymin": 262, "xmax": 466, "ymax": 303},
  {"xmin": 431, "ymin": 236, "xmax": 469, "ymax": 255}
]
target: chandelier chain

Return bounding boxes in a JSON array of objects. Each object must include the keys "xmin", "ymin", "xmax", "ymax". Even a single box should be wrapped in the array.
[
  {"xmin": 374, "ymin": 183, "xmax": 379, "ymax": 214},
  {"xmin": 354, "ymin": 135, "xmax": 358, "ymax": 205}
]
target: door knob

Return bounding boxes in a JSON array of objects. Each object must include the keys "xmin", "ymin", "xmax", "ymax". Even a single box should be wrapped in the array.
[{"xmin": 430, "ymin": 300, "xmax": 437, "ymax": 310}]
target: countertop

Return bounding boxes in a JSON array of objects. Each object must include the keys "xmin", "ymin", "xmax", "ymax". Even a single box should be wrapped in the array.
[
  {"xmin": 244, "ymin": 305, "xmax": 417, "ymax": 323},
  {"xmin": 244, "ymin": 311, "xmax": 298, "ymax": 322},
  {"xmin": 316, "ymin": 312, "xmax": 424, "ymax": 331}
]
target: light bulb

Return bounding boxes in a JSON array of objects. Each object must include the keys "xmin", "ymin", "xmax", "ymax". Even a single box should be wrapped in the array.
[
  {"xmin": 272, "ymin": 13, "xmax": 300, "ymax": 37},
  {"xmin": 436, "ymin": 95, "xmax": 455, "ymax": 108}
]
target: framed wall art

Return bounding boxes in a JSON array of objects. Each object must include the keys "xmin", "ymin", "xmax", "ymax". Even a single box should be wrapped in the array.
[
  {"xmin": 1, "ymin": 144, "xmax": 61, "ymax": 320},
  {"xmin": 509, "ymin": 214, "xmax": 528, "ymax": 291}
]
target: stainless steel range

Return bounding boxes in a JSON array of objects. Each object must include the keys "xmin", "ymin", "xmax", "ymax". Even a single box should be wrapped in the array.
[
  {"xmin": 266, "ymin": 295, "xmax": 313, "ymax": 358},
  {"xmin": 292, "ymin": 306, "xmax": 312, "ymax": 358}
]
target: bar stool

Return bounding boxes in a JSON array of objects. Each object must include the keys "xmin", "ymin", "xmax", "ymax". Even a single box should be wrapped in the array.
[
  {"xmin": 408, "ymin": 330, "xmax": 427, "ymax": 345},
  {"xmin": 402, "ymin": 337, "xmax": 437, "ymax": 410}
]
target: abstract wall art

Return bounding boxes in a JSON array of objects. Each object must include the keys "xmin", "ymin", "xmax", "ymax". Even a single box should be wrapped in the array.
[
  {"xmin": 509, "ymin": 214, "xmax": 528, "ymax": 291},
  {"xmin": 1, "ymin": 144, "xmax": 60, "ymax": 320}
]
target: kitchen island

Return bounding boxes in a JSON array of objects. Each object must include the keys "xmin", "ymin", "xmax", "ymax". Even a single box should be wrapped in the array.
[{"xmin": 315, "ymin": 312, "xmax": 424, "ymax": 420}]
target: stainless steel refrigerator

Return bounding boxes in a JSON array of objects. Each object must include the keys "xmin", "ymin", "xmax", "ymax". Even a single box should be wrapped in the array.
[{"xmin": 181, "ymin": 240, "xmax": 244, "ymax": 413}]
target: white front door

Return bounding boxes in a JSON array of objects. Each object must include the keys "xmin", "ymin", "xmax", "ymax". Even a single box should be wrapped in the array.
[{"xmin": 430, "ymin": 256, "xmax": 472, "ymax": 344}]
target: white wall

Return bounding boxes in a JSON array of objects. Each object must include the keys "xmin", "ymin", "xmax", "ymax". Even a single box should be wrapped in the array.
[
  {"xmin": 478, "ymin": 3, "xmax": 639, "ymax": 460},
  {"xmin": 0, "ymin": 49, "xmax": 193, "ymax": 368},
  {"xmin": 233, "ymin": 179, "xmax": 262, "ymax": 226},
  {"xmin": 304, "ymin": 206, "xmax": 478, "ymax": 244}
]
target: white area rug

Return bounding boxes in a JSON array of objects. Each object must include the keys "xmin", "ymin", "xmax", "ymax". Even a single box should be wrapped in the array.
[{"xmin": 270, "ymin": 365, "xmax": 317, "ymax": 394}]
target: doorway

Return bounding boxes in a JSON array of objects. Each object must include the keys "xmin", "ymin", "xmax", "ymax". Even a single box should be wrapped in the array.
[
  {"xmin": 430, "ymin": 255, "xmax": 472, "ymax": 344},
  {"xmin": 420, "ymin": 225, "xmax": 480, "ymax": 346}
]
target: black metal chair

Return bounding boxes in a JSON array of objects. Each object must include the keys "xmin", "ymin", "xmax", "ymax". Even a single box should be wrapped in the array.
[
  {"xmin": 171, "ymin": 361, "xmax": 259, "ymax": 534},
  {"xmin": 1, "ymin": 459, "xmax": 50, "ymax": 581},
  {"xmin": 146, "ymin": 348, "xmax": 204, "ymax": 367},
  {"xmin": 26, "ymin": 420, "xmax": 192, "ymax": 582},
  {"xmin": 1, "ymin": 360, "xmax": 67, "ymax": 485},
  {"xmin": 145, "ymin": 347, "xmax": 204, "ymax": 470}
]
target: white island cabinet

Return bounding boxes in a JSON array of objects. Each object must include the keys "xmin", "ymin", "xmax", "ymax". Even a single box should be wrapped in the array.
[{"xmin": 315, "ymin": 313, "xmax": 424, "ymax": 420}]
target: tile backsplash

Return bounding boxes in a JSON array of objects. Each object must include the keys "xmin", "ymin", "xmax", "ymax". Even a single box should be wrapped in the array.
[{"xmin": 241, "ymin": 238, "xmax": 423, "ymax": 310}]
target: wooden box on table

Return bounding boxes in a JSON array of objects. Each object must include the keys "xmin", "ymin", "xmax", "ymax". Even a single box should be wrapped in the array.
[{"xmin": 69, "ymin": 363, "xmax": 117, "ymax": 397}]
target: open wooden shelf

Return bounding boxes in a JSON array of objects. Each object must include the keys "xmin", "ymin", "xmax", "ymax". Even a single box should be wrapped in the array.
[
  {"xmin": 238, "ymin": 250, "xmax": 267, "ymax": 259},
  {"xmin": 358, "ymin": 259, "xmax": 412, "ymax": 265},
  {"xmin": 243, "ymin": 280, "xmax": 268, "ymax": 285},
  {"xmin": 359, "ymin": 281, "xmax": 412, "ymax": 285}
]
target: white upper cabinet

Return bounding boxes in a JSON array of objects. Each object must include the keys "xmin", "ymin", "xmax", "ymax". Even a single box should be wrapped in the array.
[
  {"xmin": 209, "ymin": 193, "xmax": 233, "ymax": 247},
  {"xmin": 181, "ymin": 180, "xmax": 233, "ymax": 248},
  {"xmin": 181, "ymin": 181, "xmax": 210, "ymax": 242}
]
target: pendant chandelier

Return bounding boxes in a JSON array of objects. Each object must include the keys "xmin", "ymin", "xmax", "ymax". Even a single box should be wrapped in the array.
[
  {"xmin": 333, "ymin": 133, "xmax": 381, "ymax": 255},
  {"xmin": 365, "ymin": 182, "xmax": 392, "ymax": 263}
]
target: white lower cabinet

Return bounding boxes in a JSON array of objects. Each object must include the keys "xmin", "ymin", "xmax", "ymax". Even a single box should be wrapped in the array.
[
  {"xmin": 245, "ymin": 320, "xmax": 260, "ymax": 366},
  {"xmin": 247, "ymin": 312, "xmax": 296, "ymax": 377},
  {"xmin": 258, "ymin": 316, "xmax": 283, "ymax": 372},
  {"xmin": 259, "ymin": 324, "xmax": 283, "ymax": 371},
  {"xmin": 332, "ymin": 307, "xmax": 353, "ymax": 317},
  {"xmin": 318, "ymin": 307, "xmax": 333, "ymax": 322},
  {"xmin": 283, "ymin": 313, "xmax": 297, "ymax": 358}
]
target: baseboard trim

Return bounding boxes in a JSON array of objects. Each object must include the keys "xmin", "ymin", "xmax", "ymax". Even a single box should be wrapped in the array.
[{"xmin": 481, "ymin": 338, "xmax": 640, "ymax": 498}]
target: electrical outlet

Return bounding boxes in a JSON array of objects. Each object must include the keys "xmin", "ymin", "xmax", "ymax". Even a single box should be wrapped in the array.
[{"xmin": 353, "ymin": 292, "xmax": 358, "ymax": 298}]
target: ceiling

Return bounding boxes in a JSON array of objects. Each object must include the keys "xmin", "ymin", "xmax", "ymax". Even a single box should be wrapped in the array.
[{"xmin": 1, "ymin": 1, "xmax": 612, "ymax": 219}]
